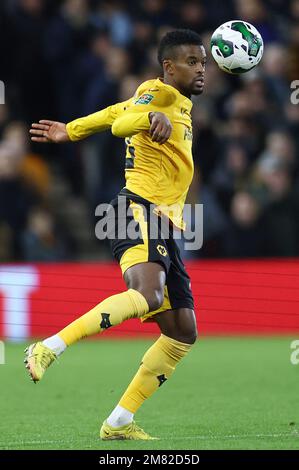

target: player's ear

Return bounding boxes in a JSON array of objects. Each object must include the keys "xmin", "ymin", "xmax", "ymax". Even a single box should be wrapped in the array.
[{"xmin": 163, "ymin": 59, "xmax": 174, "ymax": 76}]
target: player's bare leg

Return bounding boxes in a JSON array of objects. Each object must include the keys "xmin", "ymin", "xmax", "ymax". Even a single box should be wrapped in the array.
[
  {"xmin": 123, "ymin": 262, "xmax": 166, "ymax": 310},
  {"xmin": 154, "ymin": 308, "xmax": 198, "ymax": 345},
  {"xmin": 25, "ymin": 262, "xmax": 166, "ymax": 383}
]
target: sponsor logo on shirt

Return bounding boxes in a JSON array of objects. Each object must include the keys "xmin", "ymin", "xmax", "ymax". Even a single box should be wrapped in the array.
[{"xmin": 135, "ymin": 93, "xmax": 154, "ymax": 105}]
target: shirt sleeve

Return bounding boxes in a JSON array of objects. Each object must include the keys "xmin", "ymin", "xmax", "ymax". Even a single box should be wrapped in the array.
[
  {"xmin": 111, "ymin": 90, "xmax": 172, "ymax": 138},
  {"xmin": 66, "ymin": 98, "xmax": 133, "ymax": 141},
  {"xmin": 111, "ymin": 110, "xmax": 151, "ymax": 138}
]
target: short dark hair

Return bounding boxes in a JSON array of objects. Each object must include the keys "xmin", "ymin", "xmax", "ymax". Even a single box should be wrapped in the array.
[{"xmin": 157, "ymin": 29, "xmax": 203, "ymax": 66}]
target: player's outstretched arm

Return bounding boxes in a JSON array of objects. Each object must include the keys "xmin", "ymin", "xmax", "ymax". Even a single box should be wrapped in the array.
[
  {"xmin": 30, "ymin": 120, "xmax": 70, "ymax": 143},
  {"xmin": 112, "ymin": 111, "xmax": 172, "ymax": 145}
]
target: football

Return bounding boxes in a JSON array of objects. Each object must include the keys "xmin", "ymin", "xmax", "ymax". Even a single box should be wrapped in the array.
[{"xmin": 210, "ymin": 20, "xmax": 264, "ymax": 74}]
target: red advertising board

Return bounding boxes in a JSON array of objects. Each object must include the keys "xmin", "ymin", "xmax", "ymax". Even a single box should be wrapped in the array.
[{"xmin": 0, "ymin": 259, "xmax": 299, "ymax": 340}]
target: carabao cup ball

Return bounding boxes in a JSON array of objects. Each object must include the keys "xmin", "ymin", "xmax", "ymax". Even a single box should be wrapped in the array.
[{"xmin": 210, "ymin": 20, "xmax": 264, "ymax": 74}]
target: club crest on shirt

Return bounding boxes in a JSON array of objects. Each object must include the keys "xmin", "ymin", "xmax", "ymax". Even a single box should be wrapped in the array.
[
  {"xmin": 157, "ymin": 244, "xmax": 168, "ymax": 257},
  {"xmin": 135, "ymin": 93, "xmax": 154, "ymax": 105}
]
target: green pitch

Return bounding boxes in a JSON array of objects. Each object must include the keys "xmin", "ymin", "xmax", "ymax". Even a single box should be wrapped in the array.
[{"xmin": 0, "ymin": 337, "xmax": 298, "ymax": 450}]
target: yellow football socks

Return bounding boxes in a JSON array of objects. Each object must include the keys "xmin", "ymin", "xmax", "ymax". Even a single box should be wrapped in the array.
[
  {"xmin": 119, "ymin": 334, "xmax": 192, "ymax": 413},
  {"xmin": 57, "ymin": 288, "xmax": 149, "ymax": 346}
]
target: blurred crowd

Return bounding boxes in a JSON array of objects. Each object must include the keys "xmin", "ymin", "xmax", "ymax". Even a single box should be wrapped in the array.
[{"xmin": 0, "ymin": 0, "xmax": 299, "ymax": 261}]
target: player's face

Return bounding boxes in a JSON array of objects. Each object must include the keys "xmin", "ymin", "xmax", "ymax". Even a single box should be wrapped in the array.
[{"xmin": 168, "ymin": 44, "xmax": 207, "ymax": 97}]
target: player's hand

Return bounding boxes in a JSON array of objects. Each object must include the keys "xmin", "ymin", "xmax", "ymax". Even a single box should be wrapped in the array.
[
  {"xmin": 29, "ymin": 120, "xmax": 70, "ymax": 143},
  {"xmin": 149, "ymin": 112, "xmax": 172, "ymax": 144}
]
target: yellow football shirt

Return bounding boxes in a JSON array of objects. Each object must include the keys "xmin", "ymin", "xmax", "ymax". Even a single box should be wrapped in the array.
[{"xmin": 66, "ymin": 78, "xmax": 194, "ymax": 229}]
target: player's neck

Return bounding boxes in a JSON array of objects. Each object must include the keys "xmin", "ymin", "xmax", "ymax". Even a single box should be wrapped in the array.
[{"xmin": 162, "ymin": 77, "xmax": 191, "ymax": 99}]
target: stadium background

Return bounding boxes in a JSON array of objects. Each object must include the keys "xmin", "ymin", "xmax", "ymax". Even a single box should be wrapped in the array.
[
  {"xmin": 0, "ymin": 0, "xmax": 299, "ymax": 450},
  {"xmin": 0, "ymin": 0, "xmax": 299, "ymax": 263}
]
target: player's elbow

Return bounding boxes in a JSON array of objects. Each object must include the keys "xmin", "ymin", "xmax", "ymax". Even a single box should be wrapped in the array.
[{"xmin": 111, "ymin": 119, "xmax": 127, "ymax": 138}]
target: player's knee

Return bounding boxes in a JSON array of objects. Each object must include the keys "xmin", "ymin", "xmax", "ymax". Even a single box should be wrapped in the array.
[
  {"xmin": 139, "ymin": 287, "xmax": 164, "ymax": 312},
  {"xmin": 167, "ymin": 328, "xmax": 197, "ymax": 345},
  {"xmin": 187, "ymin": 322, "xmax": 198, "ymax": 344},
  {"xmin": 179, "ymin": 324, "xmax": 198, "ymax": 345},
  {"xmin": 187, "ymin": 329, "xmax": 198, "ymax": 345}
]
